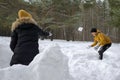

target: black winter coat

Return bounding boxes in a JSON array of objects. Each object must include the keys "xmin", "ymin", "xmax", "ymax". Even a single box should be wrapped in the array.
[{"xmin": 10, "ymin": 18, "xmax": 49, "ymax": 66}]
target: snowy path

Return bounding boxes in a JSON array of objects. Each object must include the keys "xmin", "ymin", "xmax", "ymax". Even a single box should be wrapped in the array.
[
  {"xmin": 41, "ymin": 40, "xmax": 120, "ymax": 80},
  {"xmin": 0, "ymin": 37, "xmax": 120, "ymax": 80}
]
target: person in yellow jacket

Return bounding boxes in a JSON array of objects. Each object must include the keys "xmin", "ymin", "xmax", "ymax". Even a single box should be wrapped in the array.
[{"xmin": 88, "ymin": 28, "xmax": 112, "ymax": 60}]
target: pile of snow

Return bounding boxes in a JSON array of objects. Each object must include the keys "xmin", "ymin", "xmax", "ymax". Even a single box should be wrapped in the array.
[
  {"xmin": 0, "ymin": 42, "xmax": 72, "ymax": 80},
  {"xmin": 0, "ymin": 37, "xmax": 120, "ymax": 80},
  {"xmin": 0, "ymin": 37, "xmax": 12, "ymax": 68},
  {"xmin": 67, "ymin": 43, "xmax": 120, "ymax": 80}
]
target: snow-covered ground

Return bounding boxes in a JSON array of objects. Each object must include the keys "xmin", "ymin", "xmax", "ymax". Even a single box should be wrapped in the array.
[{"xmin": 0, "ymin": 37, "xmax": 120, "ymax": 80}]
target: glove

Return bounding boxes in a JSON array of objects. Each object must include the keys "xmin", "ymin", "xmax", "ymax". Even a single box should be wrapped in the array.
[
  {"xmin": 87, "ymin": 45, "xmax": 92, "ymax": 49},
  {"xmin": 49, "ymin": 32, "xmax": 52, "ymax": 36},
  {"xmin": 94, "ymin": 45, "xmax": 100, "ymax": 50}
]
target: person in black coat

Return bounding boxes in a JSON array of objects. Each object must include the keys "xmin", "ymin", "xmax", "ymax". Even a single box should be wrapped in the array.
[{"xmin": 10, "ymin": 9, "xmax": 50, "ymax": 66}]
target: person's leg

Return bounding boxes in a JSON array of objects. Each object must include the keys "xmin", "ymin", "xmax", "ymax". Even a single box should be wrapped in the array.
[
  {"xmin": 98, "ymin": 47, "xmax": 104, "ymax": 60},
  {"xmin": 98, "ymin": 43, "xmax": 112, "ymax": 60}
]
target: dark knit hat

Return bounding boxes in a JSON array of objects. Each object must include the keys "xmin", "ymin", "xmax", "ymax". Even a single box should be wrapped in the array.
[{"xmin": 91, "ymin": 28, "xmax": 97, "ymax": 33}]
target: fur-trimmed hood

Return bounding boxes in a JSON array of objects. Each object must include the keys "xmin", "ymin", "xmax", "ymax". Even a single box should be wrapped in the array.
[{"xmin": 11, "ymin": 17, "xmax": 37, "ymax": 32}]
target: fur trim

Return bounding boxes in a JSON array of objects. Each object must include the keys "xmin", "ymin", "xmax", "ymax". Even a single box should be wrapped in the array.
[{"xmin": 11, "ymin": 17, "xmax": 37, "ymax": 32}]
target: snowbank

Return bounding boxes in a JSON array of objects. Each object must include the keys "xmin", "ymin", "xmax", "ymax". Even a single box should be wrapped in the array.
[
  {"xmin": 68, "ymin": 44, "xmax": 120, "ymax": 80},
  {"xmin": 0, "ymin": 43, "xmax": 72, "ymax": 80},
  {"xmin": 0, "ymin": 37, "xmax": 120, "ymax": 80},
  {"xmin": 0, "ymin": 37, "xmax": 12, "ymax": 68}
]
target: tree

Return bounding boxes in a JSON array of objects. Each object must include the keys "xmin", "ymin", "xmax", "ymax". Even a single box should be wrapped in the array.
[{"xmin": 0, "ymin": 0, "xmax": 120, "ymax": 42}]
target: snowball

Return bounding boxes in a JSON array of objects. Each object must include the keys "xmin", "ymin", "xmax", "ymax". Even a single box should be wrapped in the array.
[{"xmin": 78, "ymin": 27, "xmax": 83, "ymax": 32}]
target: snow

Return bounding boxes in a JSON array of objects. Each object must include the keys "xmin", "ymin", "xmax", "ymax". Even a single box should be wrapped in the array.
[
  {"xmin": 0, "ymin": 37, "xmax": 120, "ymax": 80},
  {"xmin": 78, "ymin": 27, "xmax": 83, "ymax": 32},
  {"xmin": 0, "ymin": 37, "xmax": 12, "ymax": 68}
]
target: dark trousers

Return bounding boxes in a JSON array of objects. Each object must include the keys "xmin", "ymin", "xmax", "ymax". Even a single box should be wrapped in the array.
[
  {"xmin": 10, "ymin": 56, "xmax": 30, "ymax": 66},
  {"xmin": 10, "ymin": 54, "xmax": 34, "ymax": 66},
  {"xmin": 98, "ymin": 43, "xmax": 112, "ymax": 60}
]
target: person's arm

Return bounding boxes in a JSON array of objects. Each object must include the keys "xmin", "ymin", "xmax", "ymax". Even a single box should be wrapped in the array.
[
  {"xmin": 10, "ymin": 30, "xmax": 18, "ymax": 52},
  {"xmin": 39, "ymin": 29, "xmax": 49, "ymax": 36},
  {"xmin": 91, "ymin": 39, "xmax": 98, "ymax": 47},
  {"xmin": 36, "ymin": 26, "xmax": 49, "ymax": 36}
]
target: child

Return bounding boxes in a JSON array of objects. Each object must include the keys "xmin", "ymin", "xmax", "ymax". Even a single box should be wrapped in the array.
[
  {"xmin": 10, "ymin": 9, "xmax": 51, "ymax": 66},
  {"xmin": 88, "ymin": 28, "xmax": 112, "ymax": 60}
]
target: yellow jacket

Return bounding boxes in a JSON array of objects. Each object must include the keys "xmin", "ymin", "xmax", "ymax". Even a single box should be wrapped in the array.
[{"xmin": 91, "ymin": 31, "xmax": 111, "ymax": 47}]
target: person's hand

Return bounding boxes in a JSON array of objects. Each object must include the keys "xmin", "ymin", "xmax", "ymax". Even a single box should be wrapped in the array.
[
  {"xmin": 49, "ymin": 32, "xmax": 52, "ymax": 36},
  {"xmin": 94, "ymin": 45, "xmax": 100, "ymax": 50},
  {"xmin": 87, "ymin": 45, "xmax": 92, "ymax": 49}
]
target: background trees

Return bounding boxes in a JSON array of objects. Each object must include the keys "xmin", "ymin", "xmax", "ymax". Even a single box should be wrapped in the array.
[{"xmin": 0, "ymin": 0, "xmax": 120, "ymax": 42}]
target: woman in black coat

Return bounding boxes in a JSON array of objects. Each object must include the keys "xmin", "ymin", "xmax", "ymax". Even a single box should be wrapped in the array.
[{"xmin": 10, "ymin": 9, "xmax": 50, "ymax": 66}]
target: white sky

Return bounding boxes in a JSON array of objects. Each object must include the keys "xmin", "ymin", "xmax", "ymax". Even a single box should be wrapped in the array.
[
  {"xmin": 24, "ymin": 0, "xmax": 104, "ymax": 2},
  {"xmin": 24, "ymin": 0, "xmax": 29, "ymax": 2}
]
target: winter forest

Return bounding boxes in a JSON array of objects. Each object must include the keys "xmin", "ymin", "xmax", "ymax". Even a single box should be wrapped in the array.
[{"xmin": 0, "ymin": 0, "xmax": 120, "ymax": 42}]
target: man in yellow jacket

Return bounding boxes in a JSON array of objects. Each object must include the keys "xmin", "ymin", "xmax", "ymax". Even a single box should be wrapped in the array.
[{"xmin": 89, "ymin": 28, "xmax": 112, "ymax": 60}]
